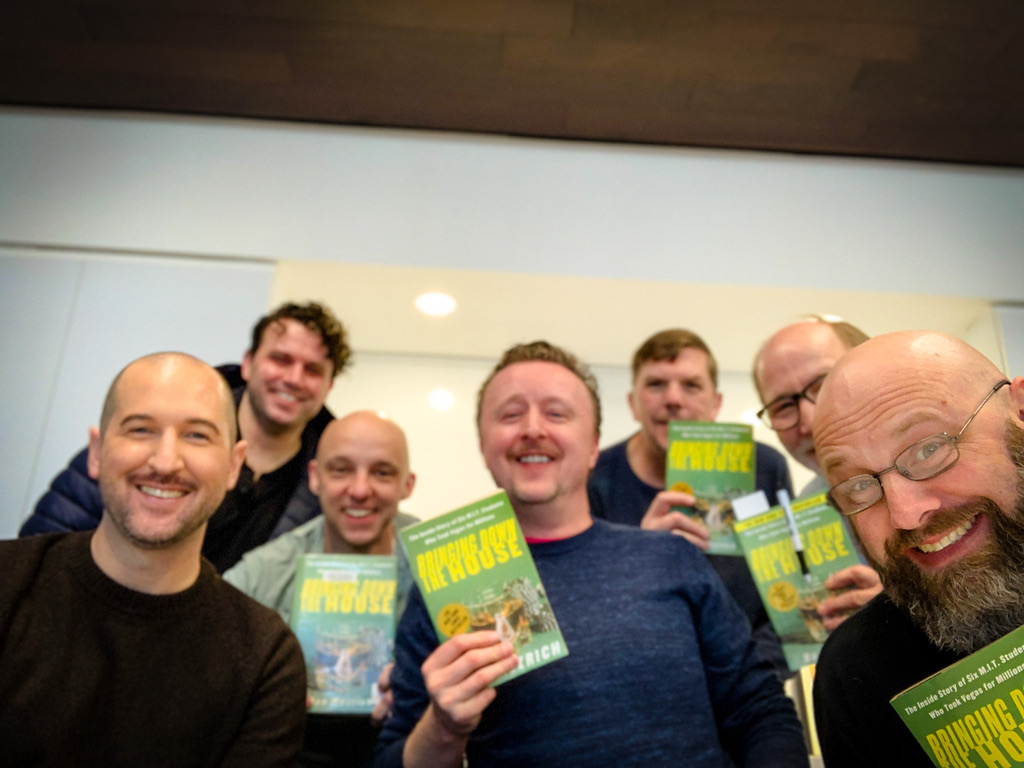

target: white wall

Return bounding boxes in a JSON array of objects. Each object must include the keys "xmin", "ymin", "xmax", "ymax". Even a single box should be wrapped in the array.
[
  {"xmin": 2, "ymin": 107, "xmax": 1023, "ymax": 301},
  {"xmin": 2, "ymin": 106, "xmax": 1020, "ymax": 536},
  {"xmin": 0, "ymin": 248, "xmax": 273, "ymax": 538},
  {"xmin": 996, "ymin": 306, "xmax": 1024, "ymax": 378}
]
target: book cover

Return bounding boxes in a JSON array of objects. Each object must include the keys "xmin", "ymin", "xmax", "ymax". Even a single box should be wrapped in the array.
[
  {"xmin": 399, "ymin": 490, "xmax": 568, "ymax": 684},
  {"xmin": 890, "ymin": 623, "xmax": 1024, "ymax": 767},
  {"xmin": 290, "ymin": 554, "xmax": 398, "ymax": 714},
  {"xmin": 665, "ymin": 420, "xmax": 756, "ymax": 555},
  {"xmin": 733, "ymin": 492, "xmax": 862, "ymax": 665}
]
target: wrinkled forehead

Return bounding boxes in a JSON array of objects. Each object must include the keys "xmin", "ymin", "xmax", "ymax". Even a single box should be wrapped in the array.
[{"xmin": 814, "ymin": 370, "xmax": 963, "ymax": 480}]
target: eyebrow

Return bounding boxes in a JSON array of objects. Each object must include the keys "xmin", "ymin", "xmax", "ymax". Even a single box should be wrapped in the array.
[
  {"xmin": 819, "ymin": 410, "xmax": 947, "ymax": 476},
  {"xmin": 119, "ymin": 414, "xmax": 223, "ymax": 436},
  {"xmin": 764, "ymin": 371, "xmax": 829, "ymax": 408}
]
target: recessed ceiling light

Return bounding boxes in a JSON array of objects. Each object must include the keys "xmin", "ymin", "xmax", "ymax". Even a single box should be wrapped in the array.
[
  {"xmin": 415, "ymin": 291, "xmax": 457, "ymax": 317},
  {"xmin": 428, "ymin": 388, "xmax": 456, "ymax": 411}
]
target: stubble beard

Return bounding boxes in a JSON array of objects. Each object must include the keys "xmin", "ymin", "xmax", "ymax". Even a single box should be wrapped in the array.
[
  {"xmin": 877, "ymin": 421, "xmax": 1024, "ymax": 654},
  {"xmin": 99, "ymin": 475, "xmax": 215, "ymax": 551}
]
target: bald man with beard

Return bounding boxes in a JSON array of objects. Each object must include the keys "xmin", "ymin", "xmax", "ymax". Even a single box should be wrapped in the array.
[{"xmin": 809, "ymin": 332, "xmax": 1024, "ymax": 768}]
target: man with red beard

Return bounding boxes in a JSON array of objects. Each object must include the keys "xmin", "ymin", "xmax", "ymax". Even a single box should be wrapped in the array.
[
  {"xmin": 810, "ymin": 331, "xmax": 1024, "ymax": 768},
  {"xmin": 0, "ymin": 353, "xmax": 306, "ymax": 765}
]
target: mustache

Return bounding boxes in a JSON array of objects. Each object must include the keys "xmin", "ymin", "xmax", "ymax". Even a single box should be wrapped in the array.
[
  {"xmin": 884, "ymin": 498, "xmax": 999, "ymax": 554},
  {"xmin": 128, "ymin": 471, "xmax": 197, "ymax": 491}
]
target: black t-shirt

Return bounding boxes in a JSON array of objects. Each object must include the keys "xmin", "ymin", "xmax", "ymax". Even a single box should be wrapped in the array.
[{"xmin": 202, "ymin": 449, "xmax": 306, "ymax": 572}]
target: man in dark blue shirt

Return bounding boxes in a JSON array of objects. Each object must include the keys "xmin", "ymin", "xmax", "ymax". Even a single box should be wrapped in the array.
[{"xmin": 587, "ymin": 328, "xmax": 793, "ymax": 678}]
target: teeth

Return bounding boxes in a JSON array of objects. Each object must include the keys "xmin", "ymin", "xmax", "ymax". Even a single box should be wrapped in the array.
[
  {"xmin": 519, "ymin": 455, "xmax": 552, "ymax": 464},
  {"xmin": 918, "ymin": 519, "xmax": 974, "ymax": 553},
  {"xmin": 276, "ymin": 392, "xmax": 297, "ymax": 402},
  {"xmin": 346, "ymin": 509, "xmax": 372, "ymax": 518},
  {"xmin": 140, "ymin": 486, "xmax": 186, "ymax": 499}
]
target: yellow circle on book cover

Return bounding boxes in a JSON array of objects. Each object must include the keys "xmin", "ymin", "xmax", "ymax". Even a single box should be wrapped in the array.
[
  {"xmin": 767, "ymin": 580, "xmax": 799, "ymax": 612},
  {"xmin": 437, "ymin": 604, "xmax": 471, "ymax": 636}
]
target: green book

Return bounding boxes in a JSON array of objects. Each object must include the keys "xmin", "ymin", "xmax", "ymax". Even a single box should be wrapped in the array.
[
  {"xmin": 733, "ymin": 492, "xmax": 862, "ymax": 669},
  {"xmin": 665, "ymin": 421, "xmax": 756, "ymax": 555},
  {"xmin": 290, "ymin": 554, "xmax": 398, "ymax": 714},
  {"xmin": 399, "ymin": 490, "xmax": 568, "ymax": 684},
  {"xmin": 891, "ymin": 623, "xmax": 1024, "ymax": 767}
]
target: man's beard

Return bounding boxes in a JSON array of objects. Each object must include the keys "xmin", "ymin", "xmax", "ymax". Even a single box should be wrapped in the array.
[{"xmin": 876, "ymin": 421, "xmax": 1024, "ymax": 654}]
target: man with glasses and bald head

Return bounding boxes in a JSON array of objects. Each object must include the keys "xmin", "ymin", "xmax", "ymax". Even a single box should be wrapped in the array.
[
  {"xmin": 753, "ymin": 317, "xmax": 883, "ymax": 631},
  {"xmin": 808, "ymin": 331, "xmax": 1024, "ymax": 768}
]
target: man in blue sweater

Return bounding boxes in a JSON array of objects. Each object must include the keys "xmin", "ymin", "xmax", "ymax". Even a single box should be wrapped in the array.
[
  {"xmin": 587, "ymin": 328, "xmax": 794, "ymax": 678},
  {"xmin": 376, "ymin": 341, "xmax": 808, "ymax": 767}
]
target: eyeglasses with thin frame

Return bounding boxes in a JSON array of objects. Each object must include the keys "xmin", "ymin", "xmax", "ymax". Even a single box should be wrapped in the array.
[
  {"xmin": 827, "ymin": 380, "xmax": 1011, "ymax": 517},
  {"xmin": 757, "ymin": 372, "xmax": 829, "ymax": 431}
]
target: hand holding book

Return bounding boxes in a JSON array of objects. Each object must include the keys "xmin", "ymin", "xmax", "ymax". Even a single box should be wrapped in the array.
[
  {"xmin": 640, "ymin": 488, "xmax": 711, "ymax": 551},
  {"xmin": 818, "ymin": 565, "xmax": 883, "ymax": 632}
]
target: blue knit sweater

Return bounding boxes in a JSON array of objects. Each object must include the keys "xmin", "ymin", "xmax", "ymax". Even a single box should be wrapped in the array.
[{"xmin": 376, "ymin": 519, "xmax": 808, "ymax": 767}]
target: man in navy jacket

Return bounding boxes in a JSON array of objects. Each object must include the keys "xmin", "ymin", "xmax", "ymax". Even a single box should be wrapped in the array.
[{"xmin": 20, "ymin": 301, "xmax": 348, "ymax": 573}]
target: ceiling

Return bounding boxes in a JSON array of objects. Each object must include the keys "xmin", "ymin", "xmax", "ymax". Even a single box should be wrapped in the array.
[
  {"xmin": 272, "ymin": 260, "xmax": 999, "ymax": 373},
  {"xmin": 2, "ymin": 0, "xmax": 1023, "ymax": 167}
]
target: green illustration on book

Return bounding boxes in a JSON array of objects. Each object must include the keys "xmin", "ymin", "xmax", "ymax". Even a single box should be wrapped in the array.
[
  {"xmin": 399, "ymin": 490, "xmax": 568, "ymax": 685},
  {"xmin": 665, "ymin": 421, "xmax": 755, "ymax": 555},
  {"xmin": 290, "ymin": 554, "xmax": 398, "ymax": 714},
  {"xmin": 891, "ymin": 623, "xmax": 1024, "ymax": 767},
  {"xmin": 733, "ymin": 492, "xmax": 862, "ymax": 669}
]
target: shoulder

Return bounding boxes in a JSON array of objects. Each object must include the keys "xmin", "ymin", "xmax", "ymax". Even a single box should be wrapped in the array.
[
  {"xmin": 755, "ymin": 441, "xmax": 788, "ymax": 469},
  {"xmin": 816, "ymin": 593, "xmax": 936, "ymax": 698},
  {"xmin": 211, "ymin": 569, "xmax": 299, "ymax": 641},
  {"xmin": 234, "ymin": 516, "xmax": 319, "ymax": 560},
  {"xmin": 395, "ymin": 511, "xmax": 419, "ymax": 530},
  {"xmin": 223, "ymin": 520, "xmax": 319, "ymax": 590},
  {"xmin": 21, "ymin": 448, "xmax": 103, "ymax": 535},
  {"xmin": 0, "ymin": 532, "xmax": 75, "ymax": 585},
  {"xmin": 592, "ymin": 438, "xmax": 630, "ymax": 474}
]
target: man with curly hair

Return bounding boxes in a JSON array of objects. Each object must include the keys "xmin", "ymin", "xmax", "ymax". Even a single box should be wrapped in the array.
[{"xmin": 21, "ymin": 301, "xmax": 351, "ymax": 572}]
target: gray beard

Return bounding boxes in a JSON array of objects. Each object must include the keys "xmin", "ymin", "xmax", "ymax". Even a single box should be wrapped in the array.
[{"xmin": 876, "ymin": 421, "xmax": 1024, "ymax": 654}]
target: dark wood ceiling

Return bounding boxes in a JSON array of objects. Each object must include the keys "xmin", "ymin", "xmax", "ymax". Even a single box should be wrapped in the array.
[{"xmin": 3, "ymin": 0, "xmax": 1024, "ymax": 167}]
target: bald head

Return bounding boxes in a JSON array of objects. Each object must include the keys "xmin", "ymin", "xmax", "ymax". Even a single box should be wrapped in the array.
[
  {"xmin": 814, "ymin": 331, "xmax": 1010, "ymax": 484},
  {"xmin": 310, "ymin": 410, "xmax": 415, "ymax": 555},
  {"xmin": 316, "ymin": 410, "xmax": 411, "ymax": 467},
  {"xmin": 99, "ymin": 353, "xmax": 237, "ymax": 444},
  {"xmin": 754, "ymin": 319, "xmax": 868, "ymax": 473},
  {"xmin": 754, "ymin": 320, "xmax": 866, "ymax": 401}
]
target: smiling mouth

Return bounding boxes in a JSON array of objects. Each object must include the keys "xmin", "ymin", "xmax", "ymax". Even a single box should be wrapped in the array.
[
  {"xmin": 345, "ymin": 508, "xmax": 374, "ymax": 519},
  {"xmin": 518, "ymin": 455, "xmax": 552, "ymax": 464},
  {"xmin": 917, "ymin": 518, "xmax": 975, "ymax": 554},
  {"xmin": 139, "ymin": 486, "xmax": 187, "ymax": 499}
]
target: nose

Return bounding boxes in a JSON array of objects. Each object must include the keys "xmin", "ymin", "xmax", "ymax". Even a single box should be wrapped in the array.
[
  {"xmin": 347, "ymin": 469, "xmax": 372, "ymax": 500},
  {"xmin": 521, "ymin": 407, "xmax": 547, "ymax": 439},
  {"xmin": 879, "ymin": 472, "xmax": 941, "ymax": 531},
  {"xmin": 281, "ymin": 361, "xmax": 304, "ymax": 387},
  {"xmin": 796, "ymin": 398, "xmax": 816, "ymax": 435},
  {"xmin": 664, "ymin": 382, "xmax": 684, "ymax": 406},
  {"xmin": 149, "ymin": 430, "xmax": 185, "ymax": 475}
]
